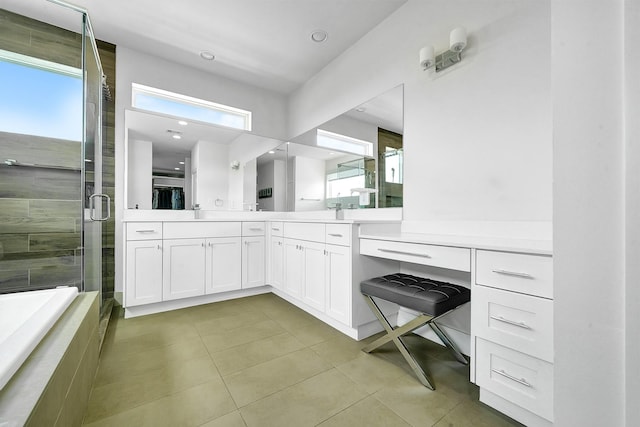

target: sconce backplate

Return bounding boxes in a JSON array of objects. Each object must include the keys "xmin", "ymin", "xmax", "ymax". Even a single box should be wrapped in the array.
[{"xmin": 435, "ymin": 50, "xmax": 462, "ymax": 72}]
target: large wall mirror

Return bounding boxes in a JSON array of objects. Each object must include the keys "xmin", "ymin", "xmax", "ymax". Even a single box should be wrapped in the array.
[
  {"xmin": 124, "ymin": 109, "xmax": 282, "ymax": 211},
  {"xmin": 124, "ymin": 84, "xmax": 403, "ymax": 213},
  {"xmin": 255, "ymin": 84, "xmax": 403, "ymax": 212}
]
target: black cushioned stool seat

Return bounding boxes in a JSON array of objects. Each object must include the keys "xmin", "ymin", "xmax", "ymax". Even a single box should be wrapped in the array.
[{"xmin": 360, "ymin": 273, "xmax": 470, "ymax": 390}]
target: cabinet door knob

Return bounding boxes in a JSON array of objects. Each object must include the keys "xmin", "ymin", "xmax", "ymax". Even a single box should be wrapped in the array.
[{"xmin": 157, "ymin": 245, "xmax": 161, "ymax": 250}]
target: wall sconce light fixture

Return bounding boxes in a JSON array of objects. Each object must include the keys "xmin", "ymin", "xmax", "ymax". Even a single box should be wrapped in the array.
[
  {"xmin": 230, "ymin": 160, "xmax": 240, "ymax": 170},
  {"xmin": 420, "ymin": 27, "xmax": 467, "ymax": 72}
]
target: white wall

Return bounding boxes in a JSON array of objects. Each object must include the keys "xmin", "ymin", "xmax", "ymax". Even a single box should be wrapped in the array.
[
  {"xmin": 115, "ymin": 46, "xmax": 288, "ymax": 292},
  {"xmin": 626, "ymin": 0, "xmax": 640, "ymax": 424},
  {"xmin": 294, "ymin": 156, "xmax": 326, "ymax": 211},
  {"xmin": 193, "ymin": 140, "xmax": 229, "ymax": 210},
  {"xmin": 552, "ymin": 0, "xmax": 625, "ymax": 425},
  {"xmin": 289, "ymin": 0, "xmax": 551, "ymax": 225},
  {"xmin": 126, "ymin": 139, "xmax": 152, "ymax": 209},
  {"xmin": 227, "ymin": 134, "xmax": 283, "ymax": 210}
]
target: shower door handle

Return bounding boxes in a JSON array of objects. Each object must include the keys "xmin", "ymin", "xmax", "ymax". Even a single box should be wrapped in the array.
[{"xmin": 89, "ymin": 194, "xmax": 111, "ymax": 221}]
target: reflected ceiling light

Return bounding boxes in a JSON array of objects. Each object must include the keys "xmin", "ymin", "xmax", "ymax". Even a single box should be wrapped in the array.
[
  {"xmin": 174, "ymin": 167, "xmax": 180, "ymax": 170},
  {"xmin": 199, "ymin": 51, "xmax": 215, "ymax": 60},
  {"xmin": 311, "ymin": 30, "xmax": 328, "ymax": 43},
  {"xmin": 179, "ymin": 161, "xmax": 185, "ymax": 165},
  {"xmin": 420, "ymin": 27, "xmax": 467, "ymax": 72},
  {"xmin": 268, "ymin": 150, "xmax": 275, "ymax": 154},
  {"xmin": 178, "ymin": 120, "xmax": 188, "ymax": 126}
]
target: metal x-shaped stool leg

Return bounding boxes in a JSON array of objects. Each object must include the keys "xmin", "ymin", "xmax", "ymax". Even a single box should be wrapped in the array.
[{"xmin": 362, "ymin": 294, "xmax": 469, "ymax": 390}]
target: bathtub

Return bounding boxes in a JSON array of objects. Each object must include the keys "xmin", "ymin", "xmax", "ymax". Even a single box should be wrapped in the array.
[{"xmin": 0, "ymin": 287, "xmax": 78, "ymax": 391}]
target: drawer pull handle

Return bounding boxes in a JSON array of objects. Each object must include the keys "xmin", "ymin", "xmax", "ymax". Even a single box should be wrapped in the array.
[
  {"xmin": 490, "ymin": 315, "xmax": 531, "ymax": 330},
  {"xmin": 491, "ymin": 369, "xmax": 533, "ymax": 388},
  {"xmin": 157, "ymin": 245, "xmax": 162, "ymax": 250},
  {"xmin": 249, "ymin": 227, "xmax": 263, "ymax": 231},
  {"xmin": 492, "ymin": 269, "xmax": 534, "ymax": 279},
  {"xmin": 378, "ymin": 248, "xmax": 431, "ymax": 258},
  {"xmin": 328, "ymin": 233, "xmax": 343, "ymax": 237},
  {"xmin": 136, "ymin": 229, "xmax": 156, "ymax": 233},
  {"xmin": 272, "ymin": 227, "xmax": 280, "ymax": 231}
]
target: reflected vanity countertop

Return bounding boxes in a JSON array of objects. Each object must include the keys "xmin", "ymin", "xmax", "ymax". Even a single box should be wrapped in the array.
[
  {"xmin": 358, "ymin": 231, "xmax": 552, "ymax": 255},
  {"xmin": 121, "ymin": 217, "xmax": 400, "ymax": 225}
]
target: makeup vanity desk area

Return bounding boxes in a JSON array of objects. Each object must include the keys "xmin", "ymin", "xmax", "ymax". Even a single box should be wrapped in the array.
[{"xmin": 358, "ymin": 229, "xmax": 553, "ymax": 427}]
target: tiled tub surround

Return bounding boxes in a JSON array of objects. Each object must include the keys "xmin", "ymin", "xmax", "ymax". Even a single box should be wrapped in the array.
[{"xmin": 0, "ymin": 291, "xmax": 99, "ymax": 426}]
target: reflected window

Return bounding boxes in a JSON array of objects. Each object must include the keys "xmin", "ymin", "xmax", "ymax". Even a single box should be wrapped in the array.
[
  {"xmin": 317, "ymin": 129, "xmax": 373, "ymax": 156},
  {"xmin": 132, "ymin": 83, "xmax": 252, "ymax": 131},
  {"xmin": 0, "ymin": 49, "xmax": 82, "ymax": 141}
]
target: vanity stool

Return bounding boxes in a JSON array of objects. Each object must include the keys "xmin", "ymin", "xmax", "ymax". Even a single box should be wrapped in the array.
[{"xmin": 360, "ymin": 273, "xmax": 470, "ymax": 390}]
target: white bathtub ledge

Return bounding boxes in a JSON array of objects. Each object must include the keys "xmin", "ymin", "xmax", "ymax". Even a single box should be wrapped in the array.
[{"xmin": 0, "ymin": 291, "xmax": 98, "ymax": 427}]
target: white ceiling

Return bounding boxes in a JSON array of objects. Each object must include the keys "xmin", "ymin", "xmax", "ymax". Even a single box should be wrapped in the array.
[{"xmin": 2, "ymin": 0, "xmax": 407, "ymax": 94}]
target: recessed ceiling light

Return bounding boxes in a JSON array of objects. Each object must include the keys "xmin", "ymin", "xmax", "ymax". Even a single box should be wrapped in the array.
[
  {"xmin": 311, "ymin": 30, "xmax": 328, "ymax": 43},
  {"xmin": 268, "ymin": 150, "xmax": 275, "ymax": 154},
  {"xmin": 200, "ymin": 51, "xmax": 215, "ymax": 60},
  {"xmin": 172, "ymin": 134, "xmax": 181, "ymax": 140},
  {"xmin": 329, "ymin": 152, "xmax": 335, "ymax": 155},
  {"xmin": 179, "ymin": 161, "xmax": 185, "ymax": 165},
  {"xmin": 355, "ymin": 107, "xmax": 366, "ymax": 113},
  {"xmin": 174, "ymin": 167, "xmax": 180, "ymax": 170},
  {"xmin": 167, "ymin": 130, "xmax": 182, "ymax": 139},
  {"xmin": 178, "ymin": 120, "xmax": 188, "ymax": 126}
]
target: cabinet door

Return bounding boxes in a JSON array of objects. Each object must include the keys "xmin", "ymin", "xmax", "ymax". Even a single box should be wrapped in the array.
[
  {"xmin": 206, "ymin": 237, "xmax": 241, "ymax": 294},
  {"xmin": 302, "ymin": 240, "xmax": 326, "ymax": 311},
  {"xmin": 163, "ymin": 238, "xmax": 206, "ymax": 301},
  {"xmin": 283, "ymin": 238, "xmax": 303, "ymax": 298},
  {"xmin": 125, "ymin": 240, "xmax": 163, "ymax": 307},
  {"xmin": 242, "ymin": 236, "xmax": 265, "ymax": 288},
  {"xmin": 270, "ymin": 236, "xmax": 284, "ymax": 290},
  {"xmin": 325, "ymin": 244, "xmax": 351, "ymax": 325}
]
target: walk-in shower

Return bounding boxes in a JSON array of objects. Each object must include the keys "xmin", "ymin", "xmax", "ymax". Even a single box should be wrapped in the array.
[{"xmin": 0, "ymin": 2, "xmax": 114, "ymax": 319}]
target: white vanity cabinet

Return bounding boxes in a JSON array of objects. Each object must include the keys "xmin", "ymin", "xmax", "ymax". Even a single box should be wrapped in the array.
[
  {"xmin": 125, "ymin": 222, "xmax": 163, "ymax": 307},
  {"xmin": 267, "ymin": 222, "xmax": 284, "ymax": 290},
  {"xmin": 124, "ymin": 220, "xmax": 267, "ymax": 318},
  {"xmin": 273, "ymin": 221, "xmax": 377, "ymax": 338},
  {"xmin": 162, "ymin": 238, "xmax": 206, "ymax": 301},
  {"xmin": 242, "ymin": 222, "xmax": 265, "ymax": 289},
  {"xmin": 206, "ymin": 237, "xmax": 242, "ymax": 294},
  {"xmin": 472, "ymin": 250, "xmax": 554, "ymax": 426},
  {"xmin": 125, "ymin": 239, "xmax": 163, "ymax": 307}
]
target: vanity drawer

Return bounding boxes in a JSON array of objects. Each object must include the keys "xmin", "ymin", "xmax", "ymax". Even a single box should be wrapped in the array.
[
  {"xmin": 243, "ymin": 221, "xmax": 265, "ymax": 236},
  {"xmin": 476, "ymin": 250, "xmax": 553, "ymax": 299},
  {"xmin": 127, "ymin": 222, "xmax": 162, "ymax": 240},
  {"xmin": 476, "ymin": 338, "xmax": 554, "ymax": 422},
  {"xmin": 473, "ymin": 285, "xmax": 553, "ymax": 362},
  {"xmin": 359, "ymin": 238, "xmax": 471, "ymax": 272},
  {"xmin": 269, "ymin": 221, "xmax": 283, "ymax": 237},
  {"xmin": 284, "ymin": 222, "xmax": 325, "ymax": 243},
  {"xmin": 325, "ymin": 224, "xmax": 351, "ymax": 246},
  {"xmin": 163, "ymin": 222, "xmax": 241, "ymax": 239}
]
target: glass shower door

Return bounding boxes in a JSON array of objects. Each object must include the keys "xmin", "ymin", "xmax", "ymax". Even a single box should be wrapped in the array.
[{"xmin": 82, "ymin": 14, "xmax": 109, "ymax": 311}]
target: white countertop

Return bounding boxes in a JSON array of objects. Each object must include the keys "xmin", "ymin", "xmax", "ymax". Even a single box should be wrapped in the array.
[
  {"xmin": 358, "ymin": 231, "xmax": 552, "ymax": 255},
  {"xmin": 122, "ymin": 217, "xmax": 399, "ymax": 224}
]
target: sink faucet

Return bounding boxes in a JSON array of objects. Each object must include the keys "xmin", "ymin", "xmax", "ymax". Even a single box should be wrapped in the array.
[
  {"xmin": 329, "ymin": 202, "xmax": 344, "ymax": 220},
  {"xmin": 242, "ymin": 202, "xmax": 259, "ymax": 211}
]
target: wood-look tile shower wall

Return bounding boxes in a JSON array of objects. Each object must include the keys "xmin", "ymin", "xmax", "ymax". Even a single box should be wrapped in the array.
[{"xmin": 0, "ymin": 9, "xmax": 116, "ymax": 295}]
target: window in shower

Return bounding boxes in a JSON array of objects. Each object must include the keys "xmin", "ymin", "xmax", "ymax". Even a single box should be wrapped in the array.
[
  {"xmin": 131, "ymin": 83, "xmax": 252, "ymax": 131},
  {"xmin": 0, "ymin": 49, "xmax": 82, "ymax": 141}
]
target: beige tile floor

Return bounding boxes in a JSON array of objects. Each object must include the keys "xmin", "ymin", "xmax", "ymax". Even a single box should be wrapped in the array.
[{"xmin": 82, "ymin": 293, "xmax": 523, "ymax": 427}]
